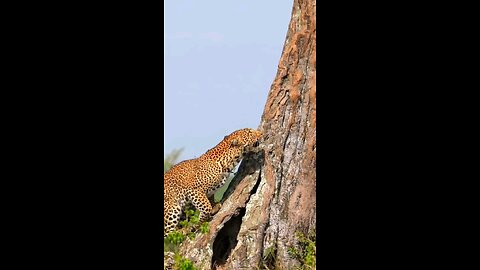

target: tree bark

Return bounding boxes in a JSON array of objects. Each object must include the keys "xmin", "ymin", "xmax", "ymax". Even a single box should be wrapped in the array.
[{"xmin": 175, "ymin": 0, "xmax": 316, "ymax": 268}]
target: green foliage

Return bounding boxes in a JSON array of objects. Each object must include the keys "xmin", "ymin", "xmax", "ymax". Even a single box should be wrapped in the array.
[
  {"xmin": 164, "ymin": 205, "xmax": 210, "ymax": 252},
  {"xmin": 287, "ymin": 229, "xmax": 316, "ymax": 269},
  {"xmin": 164, "ymin": 205, "xmax": 204, "ymax": 270},
  {"xmin": 200, "ymin": 222, "xmax": 209, "ymax": 234},
  {"xmin": 261, "ymin": 245, "xmax": 277, "ymax": 270},
  {"xmin": 180, "ymin": 206, "xmax": 210, "ymax": 236},
  {"xmin": 187, "ymin": 231, "xmax": 196, "ymax": 240},
  {"xmin": 164, "ymin": 148, "xmax": 183, "ymax": 173},
  {"xmin": 166, "ymin": 231, "xmax": 186, "ymax": 246},
  {"xmin": 174, "ymin": 254, "xmax": 197, "ymax": 270},
  {"xmin": 179, "ymin": 208, "xmax": 200, "ymax": 229}
]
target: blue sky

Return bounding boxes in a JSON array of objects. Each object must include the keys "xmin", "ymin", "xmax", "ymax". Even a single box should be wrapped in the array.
[{"xmin": 164, "ymin": 1, "xmax": 293, "ymax": 160}]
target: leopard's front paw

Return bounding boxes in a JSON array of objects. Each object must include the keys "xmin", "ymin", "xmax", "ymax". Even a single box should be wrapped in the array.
[{"xmin": 211, "ymin": 202, "xmax": 222, "ymax": 215}]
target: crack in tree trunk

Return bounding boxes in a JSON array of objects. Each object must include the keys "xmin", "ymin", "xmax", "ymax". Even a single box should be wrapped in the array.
[{"xmin": 211, "ymin": 160, "xmax": 264, "ymax": 270}]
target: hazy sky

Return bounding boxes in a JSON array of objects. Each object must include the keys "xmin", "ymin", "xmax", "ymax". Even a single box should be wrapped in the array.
[{"xmin": 164, "ymin": 1, "xmax": 293, "ymax": 161}]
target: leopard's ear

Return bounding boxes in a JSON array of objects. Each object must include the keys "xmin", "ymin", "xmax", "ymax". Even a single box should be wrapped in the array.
[{"xmin": 231, "ymin": 139, "xmax": 241, "ymax": 146}]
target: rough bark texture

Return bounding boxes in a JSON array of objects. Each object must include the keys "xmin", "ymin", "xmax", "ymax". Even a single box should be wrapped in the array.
[{"xmin": 175, "ymin": 0, "xmax": 316, "ymax": 268}]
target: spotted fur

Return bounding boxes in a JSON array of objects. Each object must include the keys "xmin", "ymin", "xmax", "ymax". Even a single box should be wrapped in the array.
[{"xmin": 164, "ymin": 128, "xmax": 262, "ymax": 236}]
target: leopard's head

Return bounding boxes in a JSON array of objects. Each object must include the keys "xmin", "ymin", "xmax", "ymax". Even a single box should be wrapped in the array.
[{"xmin": 225, "ymin": 128, "xmax": 263, "ymax": 151}]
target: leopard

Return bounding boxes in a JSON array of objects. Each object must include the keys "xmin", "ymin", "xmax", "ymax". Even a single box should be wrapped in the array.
[{"xmin": 164, "ymin": 128, "xmax": 263, "ymax": 237}]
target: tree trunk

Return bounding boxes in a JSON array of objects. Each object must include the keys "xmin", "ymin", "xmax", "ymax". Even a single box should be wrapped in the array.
[{"xmin": 174, "ymin": 0, "xmax": 316, "ymax": 268}]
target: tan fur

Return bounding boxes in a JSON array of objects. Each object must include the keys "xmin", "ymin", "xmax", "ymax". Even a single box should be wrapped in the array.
[{"xmin": 164, "ymin": 128, "xmax": 262, "ymax": 236}]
